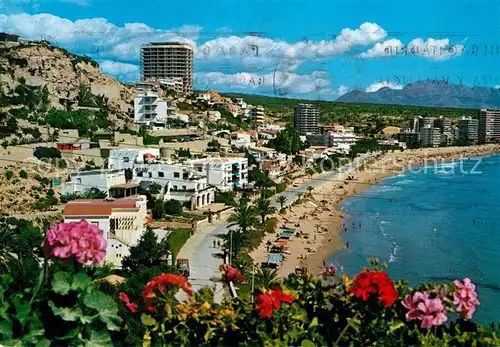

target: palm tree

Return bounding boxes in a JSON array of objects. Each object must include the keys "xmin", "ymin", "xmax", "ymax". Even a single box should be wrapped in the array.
[
  {"xmin": 307, "ymin": 185, "xmax": 314, "ymax": 195},
  {"xmin": 228, "ymin": 196, "xmax": 259, "ymax": 234},
  {"xmin": 254, "ymin": 195, "xmax": 277, "ymax": 225},
  {"xmin": 254, "ymin": 267, "xmax": 279, "ymax": 289},
  {"xmin": 276, "ymin": 196, "xmax": 287, "ymax": 209},
  {"xmin": 296, "ymin": 192, "xmax": 303, "ymax": 201},
  {"xmin": 220, "ymin": 230, "xmax": 251, "ymax": 261}
]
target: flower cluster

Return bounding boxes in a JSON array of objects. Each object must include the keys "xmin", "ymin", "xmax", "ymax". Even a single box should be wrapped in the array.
[
  {"xmin": 255, "ymin": 287, "xmax": 295, "ymax": 318},
  {"xmin": 220, "ymin": 264, "xmax": 244, "ymax": 283},
  {"xmin": 46, "ymin": 220, "xmax": 107, "ymax": 264},
  {"xmin": 321, "ymin": 264, "xmax": 337, "ymax": 279},
  {"xmin": 347, "ymin": 270, "xmax": 398, "ymax": 307},
  {"xmin": 142, "ymin": 273, "xmax": 192, "ymax": 312},
  {"xmin": 453, "ymin": 278, "xmax": 480, "ymax": 320},
  {"xmin": 402, "ymin": 291, "xmax": 448, "ymax": 328},
  {"xmin": 119, "ymin": 292, "xmax": 139, "ymax": 313}
]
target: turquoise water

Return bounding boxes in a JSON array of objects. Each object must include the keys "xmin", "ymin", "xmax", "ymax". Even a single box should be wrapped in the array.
[{"xmin": 329, "ymin": 154, "xmax": 500, "ymax": 323}]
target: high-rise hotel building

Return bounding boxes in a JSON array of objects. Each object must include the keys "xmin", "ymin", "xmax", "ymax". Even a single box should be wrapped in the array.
[
  {"xmin": 140, "ymin": 42, "xmax": 193, "ymax": 95},
  {"xmin": 293, "ymin": 103, "xmax": 320, "ymax": 135},
  {"xmin": 478, "ymin": 109, "xmax": 500, "ymax": 144}
]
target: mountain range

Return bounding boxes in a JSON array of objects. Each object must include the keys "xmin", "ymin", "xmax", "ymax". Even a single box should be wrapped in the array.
[{"xmin": 337, "ymin": 80, "xmax": 500, "ymax": 109}]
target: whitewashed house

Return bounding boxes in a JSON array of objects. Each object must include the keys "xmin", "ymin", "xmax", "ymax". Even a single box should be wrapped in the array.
[
  {"xmin": 108, "ymin": 148, "xmax": 160, "ymax": 170},
  {"xmin": 60, "ymin": 169, "xmax": 138, "ymax": 198},
  {"xmin": 186, "ymin": 157, "xmax": 249, "ymax": 192},
  {"xmin": 63, "ymin": 196, "xmax": 148, "ymax": 268}
]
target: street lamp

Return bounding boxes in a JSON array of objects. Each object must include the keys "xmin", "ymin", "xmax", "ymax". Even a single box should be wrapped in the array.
[{"xmin": 251, "ymin": 261, "xmax": 256, "ymax": 303}]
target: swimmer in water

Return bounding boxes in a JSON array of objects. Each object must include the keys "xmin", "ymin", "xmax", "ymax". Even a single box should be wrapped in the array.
[
  {"xmin": 359, "ymin": 222, "xmax": 362, "ymax": 228},
  {"xmin": 346, "ymin": 242, "xmax": 350, "ymax": 249}
]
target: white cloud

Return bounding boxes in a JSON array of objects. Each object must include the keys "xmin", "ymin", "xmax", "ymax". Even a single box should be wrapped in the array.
[
  {"xmin": 359, "ymin": 37, "xmax": 464, "ymax": 61},
  {"xmin": 59, "ymin": 0, "xmax": 90, "ymax": 6},
  {"xmin": 194, "ymin": 70, "xmax": 340, "ymax": 97},
  {"xmin": 365, "ymin": 81, "xmax": 403, "ymax": 93},
  {"xmin": 99, "ymin": 60, "xmax": 139, "ymax": 81}
]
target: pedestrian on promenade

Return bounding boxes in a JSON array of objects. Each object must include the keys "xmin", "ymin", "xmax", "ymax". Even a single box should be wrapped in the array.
[{"xmin": 213, "ymin": 240, "xmax": 216, "ymax": 248}]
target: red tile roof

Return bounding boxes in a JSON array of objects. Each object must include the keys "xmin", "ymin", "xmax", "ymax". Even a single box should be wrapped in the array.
[{"xmin": 64, "ymin": 198, "xmax": 140, "ymax": 216}]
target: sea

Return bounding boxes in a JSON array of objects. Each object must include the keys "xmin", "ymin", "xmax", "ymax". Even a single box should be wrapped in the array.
[{"xmin": 329, "ymin": 154, "xmax": 500, "ymax": 323}]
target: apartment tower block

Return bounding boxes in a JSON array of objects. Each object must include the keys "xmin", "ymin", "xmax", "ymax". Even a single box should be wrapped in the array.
[
  {"xmin": 479, "ymin": 109, "xmax": 500, "ymax": 144},
  {"xmin": 294, "ymin": 103, "xmax": 320, "ymax": 135},
  {"xmin": 140, "ymin": 42, "xmax": 194, "ymax": 95}
]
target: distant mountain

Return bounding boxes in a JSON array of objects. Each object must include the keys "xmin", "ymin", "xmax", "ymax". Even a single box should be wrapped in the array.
[{"xmin": 337, "ymin": 80, "xmax": 500, "ymax": 109}]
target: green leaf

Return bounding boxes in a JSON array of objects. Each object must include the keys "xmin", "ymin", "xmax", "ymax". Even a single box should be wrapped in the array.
[
  {"xmin": 71, "ymin": 272, "xmax": 92, "ymax": 292},
  {"xmin": 301, "ymin": 340, "xmax": 316, "ymax": 347},
  {"xmin": 12, "ymin": 295, "xmax": 31, "ymax": 328},
  {"xmin": 0, "ymin": 318, "xmax": 13, "ymax": 338},
  {"xmin": 51, "ymin": 272, "xmax": 72, "ymax": 295},
  {"xmin": 308, "ymin": 317, "xmax": 319, "ymax": 329},
  {"xmin": 83, "ymin": 291, "xmax": 123, "ymax": 331},
  {"xmin": 141, "ymin": 314, "xmax": 157, "ymax": 327},
  {"xmin": 34, "ymin": 339, "xmax": 51, "ymax": 347},
  {"xmin": 389, "ymin": 321, "xmax": 405, "ymax": 333},
  {"xmin": 29, "ymin": 270, "xmax": 44, "ymax": 305},
  {"xmin": 48, "ymin": 300, "xmax": 82, "ymax": 321},
  {"xmin": 84, "ymin": 330, "xmax": 113, "ymax": 347},
  {"xmin": 1, "ymin": 339, "xmax": 24, "ymax": 347}
]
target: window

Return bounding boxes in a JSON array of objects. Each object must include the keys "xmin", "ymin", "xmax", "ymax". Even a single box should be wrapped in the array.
[
  {"xmin": 123, "ymin": 157, "xmax": 129, "ymax": 163},
  {"xmin": 137, "ymin": 171, "xmax": 143, "ymax": 177},
  {"xmin": 145, "ymin": 114, "xmax": 151, "ymax": 119},
  {"xmin": 174, "ymin": 172, "xmax": 180, "ymax": 178},
  {"xmin": 182, "ymin": 185, "xmax": 187, "ymax": 191},
  {"xmin": 173, "ymin": 185, "xmax": 178, "ymax": 190},
  {"xmin": 148, "ymin": 172, "xmax": 152, "ymax": 178},
  {"xmin": 242, "ymin": 164, "xmax": 246, "ymax": 170},
  {"xmin": 158, "ymin": 172, "xmax": 164, "ymax": 177},
  {"xmin": 183, "ymin": 172, "xmax": 189, "ymax": 179},
  {"xmin": 76, "ymin": 178, "xmax": 82, "ymax": 184}
]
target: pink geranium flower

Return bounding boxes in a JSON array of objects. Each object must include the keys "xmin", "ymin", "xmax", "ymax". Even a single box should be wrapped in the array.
[
  {"xmin": 46, "ymin": 220, "xmax": 107, "ymax": 264},
  {"xmin": 321, "ymin": 264, "xmax": 337, "ymax": 279},
  {"xmin": 453, "ymin": 278, "xmax": 480, "ymax": 320},
  {"xmin": 402, "ymin": 291, "xmax": 447, "ymax": 328}
]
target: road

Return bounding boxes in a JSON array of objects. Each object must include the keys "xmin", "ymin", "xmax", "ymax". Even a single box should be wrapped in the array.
[{"xmin": 175, "ymin": 152, "xmax": 379, "ymax": 301}]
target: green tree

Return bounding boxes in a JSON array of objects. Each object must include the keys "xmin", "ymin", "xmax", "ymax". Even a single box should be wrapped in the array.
[
  {"xmin": 82, "ymin": 188, "xmax": 107, "ymax": 199},
  {"xmin": 254, "ymin": 267, "xmax": 279, "ymax": 289},
  {"xmin": 228, "ymin": 196, "xmax": 259, "ymax": 234},
  {"xmin": 164, "ymin": 199, "xmax": 183, "ymax": 215},
  {"xmin": 220, "ymin": 229, "xmax": 251, "ymax": 262},
  {"xmin": 267, "ymin": 124, "xmax": 304, "ymax": 154},
  {"xmin": 307, "ymin": 185, "xmax": 314, "ymax": 195},
  {"xmin": 152, "ymin": 199, "xmax": 165, "ymax": 219},
  {"xmin": 254, "ymin": 194, "xmax": 277, "ymax": 225},
  {"xmin": 276, "ymin": 195, "xmax": 287, "ymax": 209}
]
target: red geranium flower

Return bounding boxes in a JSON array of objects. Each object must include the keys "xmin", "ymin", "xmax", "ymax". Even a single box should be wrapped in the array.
[
  {"xmin": 255, "ymin": 286, "xmax": 295, "ymax": 318},
  {"xmin": 141, "ymin": 273, "xmax": 192, "ymax": 311},
  {"xmin": 119, "ymin": 292, "xmax": 139, "ymax": 313},
  {"xmin": 348, "ymin": 270, "xmax": 398, "ymax": 307},
  {"xmin": 220, "ymin": 264, "xmax": 245, "ymax": 283}
]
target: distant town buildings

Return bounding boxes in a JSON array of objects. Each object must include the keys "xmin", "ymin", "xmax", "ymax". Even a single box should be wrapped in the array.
[
  {"xmin": 478, "ymin": 109, "xmax": 500, "ymax": 144},
  {"xmin": 458, "ymin": 116, "xmax": 479, "ymax": 143},
  {"xmin": 140, "ymin": 42, "xmax": 194, "ymax": 95},
  {"xmin": 63, "ymin": 196, "xmax": 148, "ymax": 267},
  {"xmin": 294, "ymin": 103, "xmax": 319, "ymax": 135}
]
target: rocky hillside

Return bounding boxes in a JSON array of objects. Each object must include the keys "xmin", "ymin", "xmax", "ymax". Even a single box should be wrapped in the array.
[{"xmin": 0, "ymin": 41, "xmax": 138, "ymax": 136}]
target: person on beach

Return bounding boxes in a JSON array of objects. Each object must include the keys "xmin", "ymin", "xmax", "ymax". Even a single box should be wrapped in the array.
[{"xmin": 346, "ymin": 242, "xmax": 350, "ymax": 250}]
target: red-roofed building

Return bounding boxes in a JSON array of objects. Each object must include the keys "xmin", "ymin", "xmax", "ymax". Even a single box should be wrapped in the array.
[{"xmin": 63, "ymin": 196, "xmax": 148, "ymax": 267}]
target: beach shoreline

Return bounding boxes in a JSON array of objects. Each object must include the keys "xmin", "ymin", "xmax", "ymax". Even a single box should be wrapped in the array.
[{"xmin": 249, "ymin": 144, "xmax": 500, "ymax": 278}]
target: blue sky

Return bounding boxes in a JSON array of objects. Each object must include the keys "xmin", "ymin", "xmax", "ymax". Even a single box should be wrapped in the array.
[{"xmin": 1, "ymin": 0, "xmax": 499, "ymax": 100}]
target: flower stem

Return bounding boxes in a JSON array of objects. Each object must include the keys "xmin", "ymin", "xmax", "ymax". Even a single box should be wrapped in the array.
[{"xmin": 333, "ymin": 313, "xmax": 358, "ymax": 346}]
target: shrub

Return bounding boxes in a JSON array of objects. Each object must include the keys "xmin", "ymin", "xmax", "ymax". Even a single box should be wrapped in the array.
[
  {"xmin": 164, "ymin": 199, "xmax": 183, "ymax": 215},
  {"xmin": 5, "ymin": 170, "xmax": 14, "ymax": 180},
  {"xmin": 19, "ymin": 169, "xmax": 28, "ymax": 179}
]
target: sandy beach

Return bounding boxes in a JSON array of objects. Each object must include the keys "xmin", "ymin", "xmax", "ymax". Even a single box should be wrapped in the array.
[{"xmin": 250, "ymin": 144, "xmax": 500, "ymax": 278}]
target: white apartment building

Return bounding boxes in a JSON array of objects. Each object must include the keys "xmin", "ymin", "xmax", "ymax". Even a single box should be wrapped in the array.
[
  {"xmin": 108, "ymin": 148, "xmax": 161, "ymax": 170},
  {"xmin": 420, "ymin": 126, "xmax": 442, "ymax": 147},
  {"xmin": 63, "ymin": 196, "xmax": 148, "ymax": 267},
  {"xmin": 60, "ymin": 169, "xmax": 137, "ymax": 198},
  {"xmin": 134, "ymin": 91, "xmax": 169, "ymax": 129},
  {"xmin": 230, "ymin": 131, "xmax": 257, "ymax": 149},
  {"xmin": 187, "ymin": 157, "xmax": 249, "ymax": 192},
  {"xmin": 133, "ymin": 163, "xmax": 215, "ymax": 209},
  {"xmin": 254, "ymin": 105, "xmax": 265, "ymax": 124},
  {"xmin": 328, "ymin": 127, "xmax": 358, "ymax": 152}
]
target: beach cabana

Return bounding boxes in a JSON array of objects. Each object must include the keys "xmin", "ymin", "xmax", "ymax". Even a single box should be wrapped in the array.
[
  {"xmin": 276, "ymin": 240, "xmax": 288, "ymax": 247},
  {"xmin": 279, "ymin": 231, "xmax": 294, "ymax": 239},
  {"xmin": 268, "ymin": 254, "xmax": 284, "ymax": 264}
]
